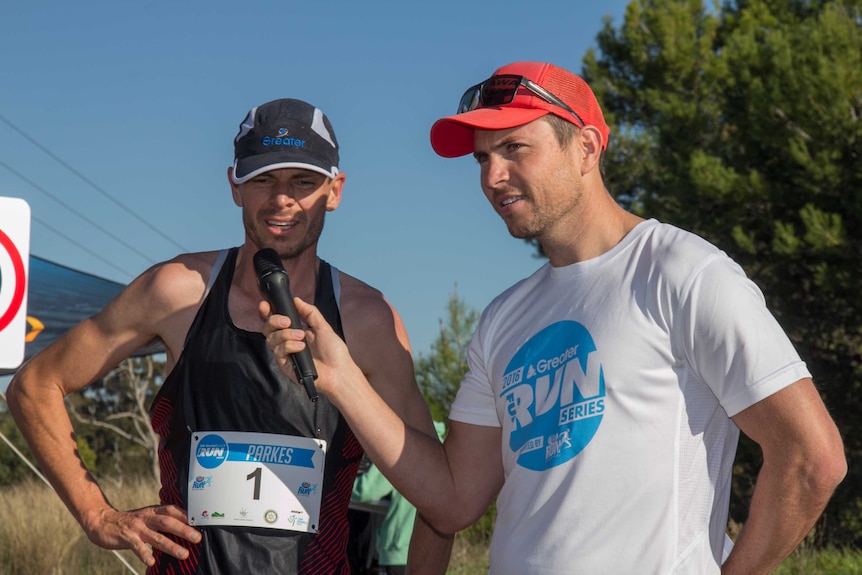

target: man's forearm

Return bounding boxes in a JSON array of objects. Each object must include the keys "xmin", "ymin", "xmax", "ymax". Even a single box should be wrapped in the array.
[
  {"xmin": 721, "ymin": 458, "xmax": 843, "ymax": 574},
  {"xmin": 6, "ymin": 372, "xmax": 113, "ymax": 531},
  {"xmin": 725, "ymin": 380, "xmax": 847, "ymax": 574},
  {"xmin": 406, "ymin": 513, "xmax": 455, "ymax": 575}
]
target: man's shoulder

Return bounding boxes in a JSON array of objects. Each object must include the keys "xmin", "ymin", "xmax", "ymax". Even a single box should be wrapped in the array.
[
  {"xmin": 333, "ymin": 269, "xmax": 387, "ymax": 309},
  {"xmin": 636, "ymin": 220, "xmax": 730, "ymax": 275},
  {"xmin": 630, "ymin": 222, "xmax": 756, "ymax": 311},
  {"xmin": 134, "ymin": 250, "xmax": 228, "ymax": 307},
  {"xmin": 333, "ymin": 269, "xmax": 408, "ymax": 353},
  {"xmin": 638, "ymin": 220, "xmax": 720, "ymax": 255},
  {"xmin": 147, "ymin": 250, "xmax": 223, "ymax": 282}
]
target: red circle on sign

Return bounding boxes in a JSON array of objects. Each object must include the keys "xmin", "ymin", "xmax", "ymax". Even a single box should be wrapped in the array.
[{"xmin": 0, "ymin": 228, "xmax": 26, "ymax": 332}]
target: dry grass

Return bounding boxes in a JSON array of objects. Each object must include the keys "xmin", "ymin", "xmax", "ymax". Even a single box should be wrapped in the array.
[
  {"xmin": 7, "ymin": 479, "xmax": 854, "ymax": 574},
  {"xmin": 0, "ymin": 478, "xmax": 491, "ymax": 574},
  {"xmin": 0, "ymin": 477, "xmax": 155, "ymax": 575}
]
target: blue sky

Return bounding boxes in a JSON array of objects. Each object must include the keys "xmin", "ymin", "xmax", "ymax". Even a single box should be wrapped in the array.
[{"xmin": 0, "ymin": 0, "xmax": 629, "ymax": 358}]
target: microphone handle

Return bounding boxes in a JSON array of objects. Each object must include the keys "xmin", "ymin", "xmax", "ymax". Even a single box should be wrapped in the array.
[{"xmin": 263, "ymin": 271, "xmax": 319, "ymax": 401}]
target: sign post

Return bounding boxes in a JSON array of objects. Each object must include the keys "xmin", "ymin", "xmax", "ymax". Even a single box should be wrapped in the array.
[{"xmin": 0, "ymin": 197, "xmax": 31, "ymax": 370}]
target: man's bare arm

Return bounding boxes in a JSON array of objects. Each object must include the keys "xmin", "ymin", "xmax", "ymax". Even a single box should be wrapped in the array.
[
  {"xmin": 264, "ymin": 297, "xmax": 505, "ymax": 532},
  {"xmin": 407, "ymin": 514, "xmax": 455, "ymax": 575},
  {"xmin": 6, "ymin": 257, "xmax": 211, "ymax": 567},
  {"xmin": 722, "ymin": 378, "xmax": 846, "ymax": 574}
]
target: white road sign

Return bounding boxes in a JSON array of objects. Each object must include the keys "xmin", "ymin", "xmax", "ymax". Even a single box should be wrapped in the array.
[{"xmin": 0, "ymin": 197, "xmax": 31, "ymax": 369}]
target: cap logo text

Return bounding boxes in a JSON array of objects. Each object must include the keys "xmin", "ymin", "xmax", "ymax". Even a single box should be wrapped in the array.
[{"xmin": 262, "ymin": 128, "xmax": 306, "ymax": 149}]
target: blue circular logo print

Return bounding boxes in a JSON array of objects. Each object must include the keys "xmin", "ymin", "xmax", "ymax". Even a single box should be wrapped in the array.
[
  {"xmin": 501, "ymin": 321, "xmax": 606, "ymax": 471},
  {"xmin": 195, "ymin": 434, "xmax": 229, "ymax": 469}
]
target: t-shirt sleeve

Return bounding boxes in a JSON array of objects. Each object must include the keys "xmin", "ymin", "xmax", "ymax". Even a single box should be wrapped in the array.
[{"xmin": 675, "ymin": 253, "xmax": 811, "ymax": 417}]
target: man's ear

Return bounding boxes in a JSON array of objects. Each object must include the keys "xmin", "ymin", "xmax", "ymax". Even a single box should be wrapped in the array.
[
  {"xmin": 580, "ymin": 126, "xmax": 603, "ymax": 175},
  {"xmin": 326, "ymin": 173, "xmax": 346, "ymax": 211},
  {"xmin": 227, "ymin": 167, "xmax": 243, "ymax": 207}
]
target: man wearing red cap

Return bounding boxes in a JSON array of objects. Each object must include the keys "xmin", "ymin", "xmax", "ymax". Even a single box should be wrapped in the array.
[{"xmin": 263, "ymin": 63, "xmax": 846, "ymax": 574}]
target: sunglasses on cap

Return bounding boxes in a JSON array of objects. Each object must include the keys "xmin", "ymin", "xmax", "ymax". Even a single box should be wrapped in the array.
[{"xmin": 457, "ymin": 74, "xmax": 586, "ymax": 127}]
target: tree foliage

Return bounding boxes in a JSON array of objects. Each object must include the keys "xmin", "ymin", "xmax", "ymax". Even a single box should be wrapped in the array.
[
  {"xmin": 0, "ymin": 407, "xmax": 35, "ymax": 486},
  {"xmin": 579, "ymin": 0, "xmax": 861, "ymax": 545},
  {"xmin": 415, "ymin": 288, "xmax": 480, "ymax": 423}
]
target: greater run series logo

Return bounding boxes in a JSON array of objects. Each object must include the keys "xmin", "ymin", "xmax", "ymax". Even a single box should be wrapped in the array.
[{"xmin": 501, "ymin": 321, "xmax": 606, "ymax": 471}]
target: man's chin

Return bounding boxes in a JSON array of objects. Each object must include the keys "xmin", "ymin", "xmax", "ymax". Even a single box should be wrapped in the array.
[{"xmin": 505, "ymin": 224, "xmax": 538, "ymax": 241}]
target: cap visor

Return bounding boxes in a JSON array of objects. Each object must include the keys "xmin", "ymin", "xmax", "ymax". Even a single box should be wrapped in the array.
[
  {"xmin": 430, "ymin": 107, "xmax": 549, "ymax": 158},
  {"xmin": 232, "ymin": 150, "xmax": 336, "ymax": 183}
]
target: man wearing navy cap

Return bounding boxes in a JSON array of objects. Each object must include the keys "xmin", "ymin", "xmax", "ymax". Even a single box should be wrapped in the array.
[
  {"xmin": 264, "ymin": 63, "xmax": 847, "ymax": 574},
  {"xmin": 8, "ymin": 98, "xmax": 441, "ymax": 574}
]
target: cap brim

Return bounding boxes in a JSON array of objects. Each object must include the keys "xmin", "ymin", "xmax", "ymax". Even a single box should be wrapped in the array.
[
  {"xmin": 232, "ymin": 150, "xmax": 338, "ymax": 183},
  {"xmin": 430, "ymin": 107, "xmax": 549, "ymax": 158}
]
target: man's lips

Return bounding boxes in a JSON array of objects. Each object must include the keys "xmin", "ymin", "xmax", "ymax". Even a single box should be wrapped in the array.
[
  {"xmin": 496, "ymin": 195, "xmax": 526, "ymax": 213},
  {"xmin": 266, "ymin": 219, "xmax": 298, "ymax": 233}
]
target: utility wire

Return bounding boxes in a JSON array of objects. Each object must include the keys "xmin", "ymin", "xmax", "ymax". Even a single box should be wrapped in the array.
[
  {"xmin": 31, "ymin": 214, "xmax": 137, "ymax": 281},
  {"xmin": 0, "ymin": 159, "xmax": 157, "ymax": 268},
  {"xmin": 0, "ymin": 112, "xmax": 188, "ymax": 254},
  {"xmin": 0, "ymin": 113, "xmax": 154, "ymax": 574}
]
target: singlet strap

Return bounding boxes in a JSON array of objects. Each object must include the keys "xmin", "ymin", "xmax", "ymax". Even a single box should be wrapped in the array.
[
  {"xmin": 180, "ymin": 247, "xmax": 236, "ymax": 350},
  {"xmin": 205, "ymin": 249, "xmax": 229, "ymax": 299},
  {"xmin": 316, "ymin": 259, "xmax": 345, "ymax": 341},
  {"xmin": 330, "ymin": 263, "xmax": 341, "ymax": 313}
]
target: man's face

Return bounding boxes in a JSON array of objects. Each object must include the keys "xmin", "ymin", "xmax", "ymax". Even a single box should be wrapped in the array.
[
  {"xmin": 231, "ymin": 167, "xmax": 343, "ymax": 259},
  {"xmin": 472, "ymin": 118, "xmax": 584, "ymax": 242}
]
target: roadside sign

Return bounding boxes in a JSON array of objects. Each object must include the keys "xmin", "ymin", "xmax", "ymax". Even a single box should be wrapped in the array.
[{"xmin": 0, "ymin": 197, "xmax": 31, "ymax": 369}]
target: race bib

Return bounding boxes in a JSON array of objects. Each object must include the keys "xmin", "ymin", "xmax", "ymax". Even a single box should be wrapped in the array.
[{"xmin": 188, "ymin": 431, "xmax": 327, "ymax": 532}]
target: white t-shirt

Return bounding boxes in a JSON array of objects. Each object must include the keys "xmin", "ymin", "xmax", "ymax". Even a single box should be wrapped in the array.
[{"xmin": 449, "ymin": 219, "xmax": 810, "ymax": 575}]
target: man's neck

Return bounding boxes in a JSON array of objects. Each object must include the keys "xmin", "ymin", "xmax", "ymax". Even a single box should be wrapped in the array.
[{"xmin": 542, "ymin": 195, "xmax": 643, "ymax": 267}]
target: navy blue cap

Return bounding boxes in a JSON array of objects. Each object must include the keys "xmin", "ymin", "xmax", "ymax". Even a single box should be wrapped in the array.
[{"xmin": 231, "ymin": 98, "xmax": 339, "ymax": 183}]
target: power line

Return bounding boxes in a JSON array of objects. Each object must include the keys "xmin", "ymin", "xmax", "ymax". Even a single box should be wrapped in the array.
[
  {"xmin": 0, "ymin": 159, "xmax": 158, "ymax": 269},
  {"xmin": 0, "ymin": 112, "xmax": 189, "ymax": 254},
  {"xmin": 31, "ymin": 214, "xmax": 138, "ymax": 281}
]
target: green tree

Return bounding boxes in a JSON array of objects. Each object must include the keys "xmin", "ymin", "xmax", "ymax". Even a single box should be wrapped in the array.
[
  {"xmin": 415, "ymin": 288, "xmax": 479, "ymax": 423},
  {"xmin": 578, "ymin": 0, "xmax": 861, "ymax": 545},
  {"xmin": 0, "ymin": 407, "xmax": 35, "ymax": 486}
]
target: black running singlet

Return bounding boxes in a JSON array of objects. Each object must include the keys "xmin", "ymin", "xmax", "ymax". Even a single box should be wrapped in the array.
[{"xmin": 148, "ymin": 248, "xmax": 363, "ymax": 574}]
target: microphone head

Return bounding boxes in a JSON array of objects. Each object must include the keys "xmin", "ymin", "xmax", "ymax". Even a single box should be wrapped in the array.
[{"xmin": 253, "ymin": 248, "xmax": 284, "ymax": 279}]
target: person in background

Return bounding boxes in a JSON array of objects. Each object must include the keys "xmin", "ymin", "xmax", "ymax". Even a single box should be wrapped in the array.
[
  {"xmin": 350, "ymin": 421, "xmax": 446, "ymax": 575},
  {"xmin": 262, "ymin": 62, "xmax": 847, "ymax": 574},
  {"xmin": 7, "ymin": 97, "xmax": 444, "ymax": 574}
]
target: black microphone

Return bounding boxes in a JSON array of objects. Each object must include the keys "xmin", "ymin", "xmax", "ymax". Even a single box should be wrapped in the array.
[{"xmin": 253, "ymin": 248, "xmax": 318, "ymax": 401}]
